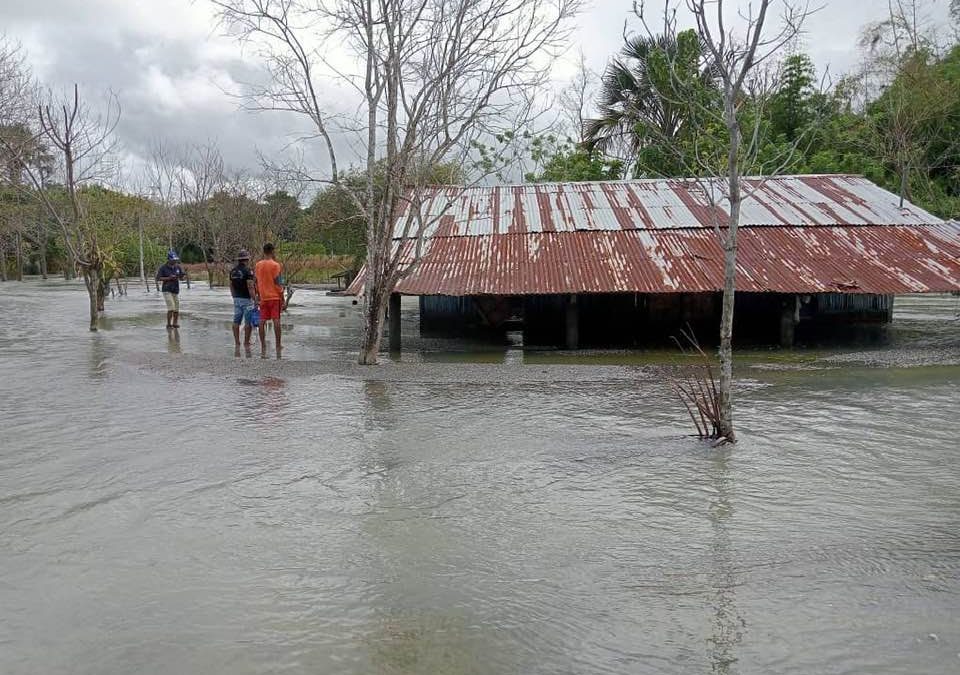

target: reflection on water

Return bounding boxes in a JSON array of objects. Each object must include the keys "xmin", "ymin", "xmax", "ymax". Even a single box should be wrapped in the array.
[
  {"xmin": 707, "ymin": 450, "xmax": 744, "ymax": 675},
  {"xmin": 0, "ymin": 282, "xmax": 959, "ymax": 675},
  {"xmin": 166, "ymin": 327, "xmax": 181, "ymax": 354}
]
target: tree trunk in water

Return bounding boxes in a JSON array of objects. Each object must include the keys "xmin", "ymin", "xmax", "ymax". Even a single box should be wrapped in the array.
[
  {"xmin": 0, "ymin": 241, "xmax": 7, "ymax": 281},
  {"xmin": 84, "ymin": 267, "xmax": 100, "ymax": 332},
  {"xmin": 64, "ymin": 252, "xmax": 76, "ymax": 280},
  {"xmin": 358, "ymin": 281, "xmax": 387, "ymax": 365},
  {"xmin": 138, "ymin": 217, "xmax": 146, "ymax": 284},
  {"xmin": 15, "ymin": 231, "xmax": 23, "ymax": 281},
  {"xmin": 39, "ymin": 247, "xmax": 48, "ymax": 279},
  {"xmin": 717, "ymin": 212, "xmax": 738, "ymax": 442},
  {"xmin": 96, "ymin": 276, "xmax": 107, "ymax": 312},
  {"xmin": 717, "ymin": 90, "xmax": 742, "ymax": 443}
]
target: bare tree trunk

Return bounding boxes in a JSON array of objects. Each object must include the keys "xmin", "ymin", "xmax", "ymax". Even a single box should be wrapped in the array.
[
  {"xmin": 15, "ymin": 230, "xmax": 23, "ymax": 281},
  {"xmin": 64, "ymin": 250, "xmax": 76, "ymax": 280},
  {"xmin": 359, "ymin": 285, "xmax": 387, "ymax": 365},
  {"xmin": 359, "ymin": 0, "xmax": 382, "ymax": 366},
  {"xmin": 717, "ymin": 92, "xmax": 742, "ymax": 443},
  {"xmin": 138, "ymin": 214, "xmax": 145, "ymax": 283},
  {"xmin": 39, "ymin": 235, "xmax": 48, "ymax": 279},
  {"xmin": 0, "ymin": 240, "xmax": 7, "ymax": 281},
  {"xmin": 96, "ymin": 274, "xmax": 107, "ymax": 312},
  {"xmin": 83, "ymin": 267, "xmax": 100, "ymax": 332}
]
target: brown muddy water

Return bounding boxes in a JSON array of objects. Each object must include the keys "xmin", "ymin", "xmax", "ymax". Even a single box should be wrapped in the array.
[{"xmin": 1, "ymin": 279, "xmax": 959, "ymax": 675}]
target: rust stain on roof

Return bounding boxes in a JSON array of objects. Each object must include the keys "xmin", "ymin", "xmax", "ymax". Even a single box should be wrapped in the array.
[{"xmin": 347, "ymin": 177, "xmax": 960, "ymax": 297}]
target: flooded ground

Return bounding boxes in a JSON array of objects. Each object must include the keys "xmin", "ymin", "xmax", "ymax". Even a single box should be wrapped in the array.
[{"xmin": 1, "ymin": 279, "xmax": 958, "ymax": 675}]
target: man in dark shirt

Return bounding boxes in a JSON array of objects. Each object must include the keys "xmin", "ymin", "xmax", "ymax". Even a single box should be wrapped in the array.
[
  {"xmin": 229, "ymin": 249, "xmax": 259, "ymax": 348},
  {"xmin": 155, "ymin": 251, "xmax": 186, "ymax": 329}
]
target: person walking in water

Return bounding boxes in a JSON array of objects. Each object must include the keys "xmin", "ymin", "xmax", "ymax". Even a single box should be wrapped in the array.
[
  {"xmin": 254, "ymin": 242, "xmax": 285, "ymax": 356},
  {"xmin": 229, "ymin": 249, "xmax": 258, "ymax": 350},
  {"xmin": 156, "ymin": 250, "xmax": 186, "ymax": 329}
]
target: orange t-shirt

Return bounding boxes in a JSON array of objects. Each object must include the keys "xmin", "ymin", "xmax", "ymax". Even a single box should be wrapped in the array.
[{"xmin": 254, "ymin": 259, "xmax": 284, "ymax": 301}]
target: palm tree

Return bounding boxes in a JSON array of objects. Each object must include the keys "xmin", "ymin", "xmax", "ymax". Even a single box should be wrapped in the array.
[{"xmin": 584, "ymin": 31, "xmax": 715, "ymax": 176}]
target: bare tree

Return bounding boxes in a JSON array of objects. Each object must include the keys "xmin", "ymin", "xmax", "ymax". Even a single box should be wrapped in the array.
[
  {"xmin": 171, "ymin": 141, "xmax": 228, "ymax": 287},
  {"xmin": 632, "ymin": 0, "xmax": 815, "ymax": 442},
  {"xmin": 0, "ymin": 37, "xmax": 36, "ymax": 282},
  {"xmin": 1, "ymin": 85, "xmax": 120, "ymax": 330},
  {"xmin": 212, "ymin": 0, "xmax": 581, "ymax": 364},
  {"xmin": 0, "ymin": 37, "xmax": 34, "ymax": 127},
  {"xmin": 559, "ymin": 51, "xmax": 597, "ymax": 143}
]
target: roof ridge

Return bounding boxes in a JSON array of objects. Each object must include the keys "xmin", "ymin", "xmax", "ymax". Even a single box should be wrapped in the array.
[{"xmin": 418, "ymin": 174, "xmax": 867, "ymax": 189}]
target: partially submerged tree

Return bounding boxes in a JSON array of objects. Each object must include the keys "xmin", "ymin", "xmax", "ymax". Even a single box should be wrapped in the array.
[
  {"xmin": 1, "ymin": 85, "xmax": 120, "ymax": 330},
  {"xmin": 212, "ymin": 0, "xmax": 581, "ymax": 364},
  {"xmin": 631, "ymin": 0, "xmax": 815, "ymax": 442}
]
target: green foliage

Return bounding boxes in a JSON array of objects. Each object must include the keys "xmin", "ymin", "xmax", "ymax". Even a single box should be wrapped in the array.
[
  {"xmin": 297, "ymin": 160, "xmax": 465, "ymax": 258},
  {"xmin": 277, "ymin": 240, "xmax": 327, "ymax": 257},
  {"xmin": 585, "ymin": 23, "xmax": 960, "ymax": 219},
  {"xmin": 585, "ymin": 29, "xmax": 718, "ymax": 175},
  {"xmin": 769, "ymin": 54, "xmax": 819, "ymax": 142},
  {"xmin": 524, "ymin": 136, "xmax": 623, "ymax": 182}
]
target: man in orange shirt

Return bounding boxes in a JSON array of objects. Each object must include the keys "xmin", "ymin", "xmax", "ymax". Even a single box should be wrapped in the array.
[{"xmin": 254, "ymin": 242, "xmax": 285, "ymax": 356}]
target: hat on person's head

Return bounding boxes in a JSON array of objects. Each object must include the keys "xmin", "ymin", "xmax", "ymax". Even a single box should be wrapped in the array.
[
  {"xmin": 167, "ymin": 250, "xmax": 179, "ymax": 261},
  {"xmin": 237, "ymin": 249, "xmax": 251, "ymax": 261}
]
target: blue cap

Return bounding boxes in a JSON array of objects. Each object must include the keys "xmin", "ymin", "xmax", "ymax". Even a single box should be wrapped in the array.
[{"xmin": 167, "ymin": 250, "xmax": 179, "ymax": 261}]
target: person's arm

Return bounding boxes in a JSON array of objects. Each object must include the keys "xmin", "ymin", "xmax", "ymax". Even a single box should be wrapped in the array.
[
  {"xmin": 247, "ymin": 275, "xmax": 258, "ymax": 303},
  {"xmin": 276, "ymin": 264, "xmax": 286, "ymax": 309}
]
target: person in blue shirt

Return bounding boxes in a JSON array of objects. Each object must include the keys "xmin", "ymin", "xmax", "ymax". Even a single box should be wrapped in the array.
[{"xmin": 155, "ymin": 251, "xmax": 186, "ymax": 329}]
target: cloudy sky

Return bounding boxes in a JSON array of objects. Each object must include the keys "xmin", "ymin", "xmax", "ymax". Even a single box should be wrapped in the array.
[{"xmin": 1, "ymin": 0, "xmax": 952, "ymax": 180}]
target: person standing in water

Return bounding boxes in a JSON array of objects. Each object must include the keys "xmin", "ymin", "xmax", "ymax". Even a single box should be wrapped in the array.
[
  {"xmin": 229, "ymin": 249, "xmax": 258, "ymax": 349},
  {"xmin": 254, "ymin": 242, "xmax": 285, "ymax": 356},
  {"xmin": 156, "ymin": 250, "xmax": 186, "ymax": 329}
]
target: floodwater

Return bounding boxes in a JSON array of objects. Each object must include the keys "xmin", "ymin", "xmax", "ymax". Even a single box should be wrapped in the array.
[{"xmin": 1, "ymin": 280, "xmax": 959, "ymax": 675}]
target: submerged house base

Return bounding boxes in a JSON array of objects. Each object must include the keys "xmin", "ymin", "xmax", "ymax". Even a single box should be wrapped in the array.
[
  {"xmin": 416, "ymin": 292, "xmax": 894, "ymax": 349},
  {"xmin": 352, "ymin": 177, "xmax": 960, "ymax": 352}
]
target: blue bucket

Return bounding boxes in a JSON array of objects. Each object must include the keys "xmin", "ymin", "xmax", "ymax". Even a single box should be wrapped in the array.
[{"xmin": 248, "ymin": 307, "xmax": 261, "ymax": 327}]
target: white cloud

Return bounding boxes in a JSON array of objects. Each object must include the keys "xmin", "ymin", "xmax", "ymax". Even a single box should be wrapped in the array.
[{"xmin": 1, "ymin": 0, "xmax": 952, "ymax": 179}]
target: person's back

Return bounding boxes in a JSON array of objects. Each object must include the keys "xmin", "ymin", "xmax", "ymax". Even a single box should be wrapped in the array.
[
  {"xmin": 230, "ymin": 251, "xmax": 257, "ymax": 349},
  {"xmin": 254, "ymin": 243, "xmax": 285, "ymax": 356},
  {"xmin": 254, "ymin": 258, "xmax": 283, "ymax": 301}
]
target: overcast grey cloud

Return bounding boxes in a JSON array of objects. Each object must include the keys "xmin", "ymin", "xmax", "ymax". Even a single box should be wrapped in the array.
[{"xmin": 1, "ymin": 0, "xmax": 952, "ymax": 179}]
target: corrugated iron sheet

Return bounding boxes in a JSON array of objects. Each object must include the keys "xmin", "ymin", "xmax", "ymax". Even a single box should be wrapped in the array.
[
  {"xmin": 394, "ymin": 175, "xmax": 940, "ymax": 237},
  {"xmin": 348, "ymin": 223, "xmax": 960, "ymax": 296},
  {"xmin": 347, "ymin": 177, "xmax": 960, "ymax": 297}
]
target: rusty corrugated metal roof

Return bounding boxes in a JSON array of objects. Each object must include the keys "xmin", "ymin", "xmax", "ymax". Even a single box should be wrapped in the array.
[
  {"xmin": 347, "ymin": 177, "xmax": 960, "ymax": 296},
  {"xmin": 348, "ymin": 223, "xmax": 960, "ymax": 296},
  {"xmin": 394, "ymin": 175, "xmax": 940, "ymax": 236}
]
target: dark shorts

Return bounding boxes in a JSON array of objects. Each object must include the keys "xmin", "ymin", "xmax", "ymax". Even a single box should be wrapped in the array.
[{"xmin": 260, "ymin": 299, "xmax": 282, "ymax": 322}]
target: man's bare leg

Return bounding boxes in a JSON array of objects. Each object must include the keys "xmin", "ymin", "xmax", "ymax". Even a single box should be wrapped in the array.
[
  {"xmin": 259, "ymin": 322, "xmax": 267, "ymax": 356},
  {"xmin": 166, "ymin": 310, "xmax": 174, "ymax": 328},
  {"xmin": 274, "ymin": 319, "xmax": 282, "ymax": 355},
  {"xmin": 232, "ymin": 323, "xmax": 241, "ymax": 346},
  {"xmin": 243, "ymin": 324, "xmax": 253, "ymax": 347},
  {"xmin": 172, "ymin": 311, "xmax": 180, "ymax": 328}
]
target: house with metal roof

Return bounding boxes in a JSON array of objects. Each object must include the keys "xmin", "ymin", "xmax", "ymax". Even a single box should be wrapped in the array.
[{"xmin": 348, "ymin": 175, "xmax": 960, "ymax": 349}]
